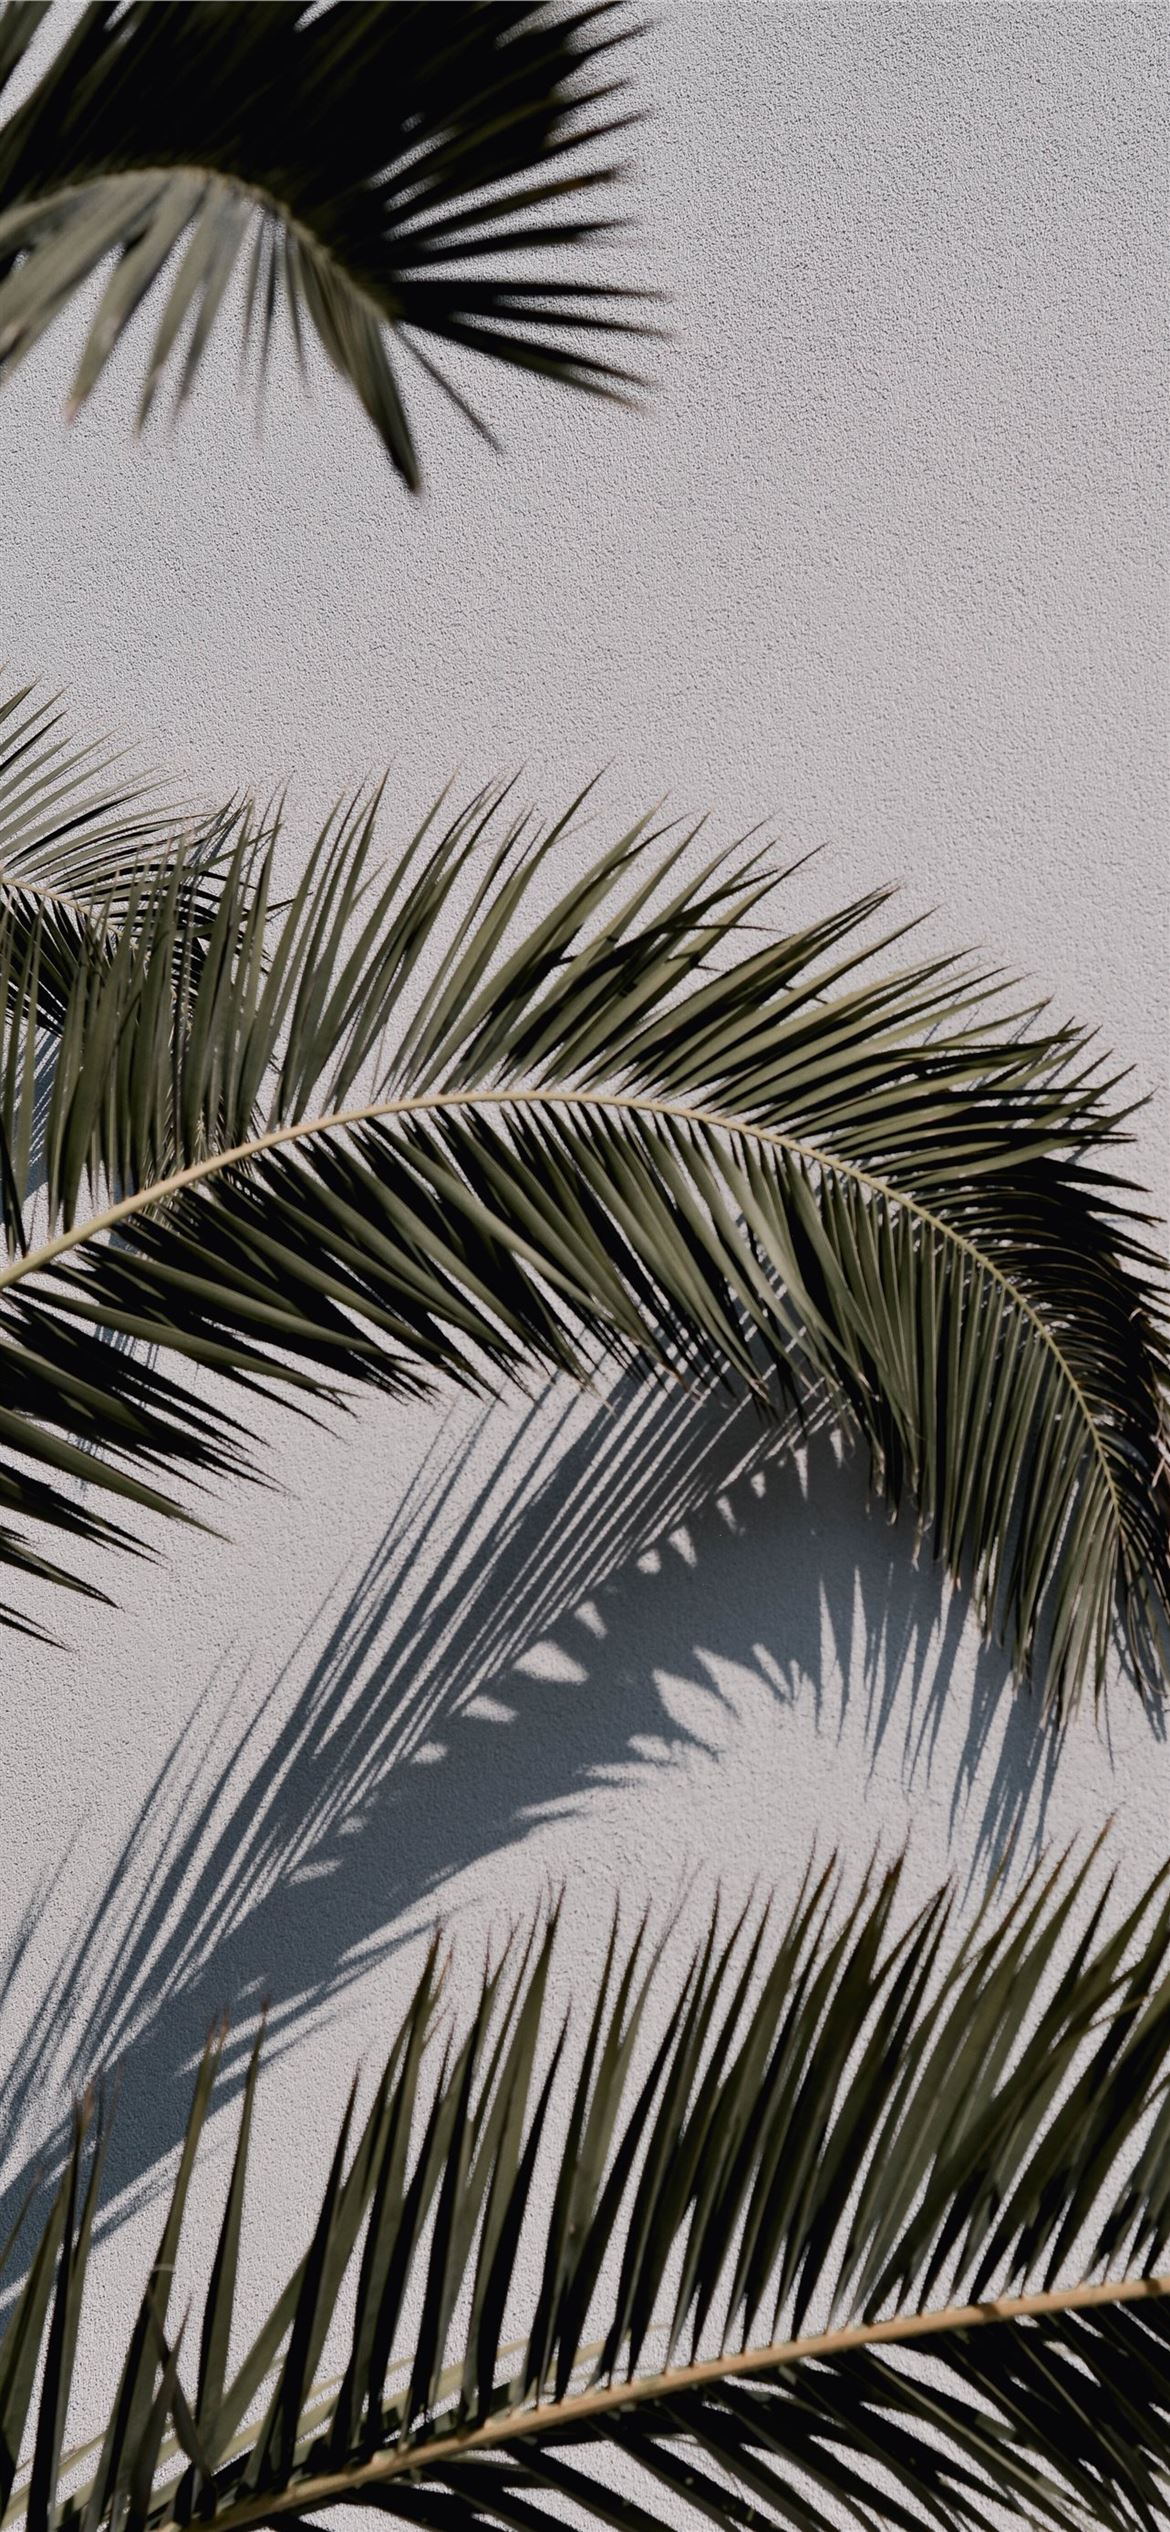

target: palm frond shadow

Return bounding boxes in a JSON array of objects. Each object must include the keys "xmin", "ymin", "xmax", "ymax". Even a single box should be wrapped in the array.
[{"xmin": 0, "ymin": 1369, "xmax": 1143, "ymax": 2255}]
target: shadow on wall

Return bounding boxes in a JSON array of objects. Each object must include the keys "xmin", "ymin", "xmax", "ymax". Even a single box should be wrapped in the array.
[{"xmin": 0, "ymin": 1370, "xmax": 1139, "ymax": 2239}]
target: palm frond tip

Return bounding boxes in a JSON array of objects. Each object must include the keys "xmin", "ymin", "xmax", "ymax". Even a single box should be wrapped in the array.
[
  {"xmin": 0, "ymin": 745, "xmax": 1164, "ymax": 1705},
  {"xmin": 0, "ymin": 0, "xmax": 656, "ymax": 486},
  {"xmin": 7, "ymin": 1852, "xmax": 1170, "ymax": 2529}
]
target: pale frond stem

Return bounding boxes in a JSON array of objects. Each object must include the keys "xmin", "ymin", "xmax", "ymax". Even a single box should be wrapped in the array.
[
  {"xmin": 0, "ymin": 165, "xmax": 348, "ymax": 271},
  {"xmin": 0, "ymin": 1083, "xmax": 1126, "ymax": 1521},
  {"xmin": 23, "ymin": 164, "xmax": 404, "ymax": 338},
  {"xmin": 150, "ymin": 2266, "xmax": 1170, "ymax": 2532}
]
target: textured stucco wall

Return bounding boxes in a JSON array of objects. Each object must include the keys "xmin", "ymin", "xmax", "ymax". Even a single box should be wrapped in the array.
[{"xmin": 0, "ymin": 5, "xmax": 1165, "ymax": 2519}]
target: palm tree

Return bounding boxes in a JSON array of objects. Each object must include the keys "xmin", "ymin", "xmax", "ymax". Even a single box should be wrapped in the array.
[
  {"xmin": 0, "ymin": 680, "xmax": 1165, "ymax": 1712},
  {"xmin": 0, "ymin": 0, "xmax": 653, "ymax": 489},
  {"xmin": 2, "ymin": 1851, "xmax": 1170, "ymax": 2532}
]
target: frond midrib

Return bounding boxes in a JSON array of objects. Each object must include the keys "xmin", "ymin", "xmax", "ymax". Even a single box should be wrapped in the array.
[
  {"xmin": 0, "ymin": 1081, "xmax": 1128, "ymax": 1527},
  {"xmin": 148, "ymin": 2263, "xmax": 1170, "ymax": 2531},
  {"xmin": 3, "ymin": 163, "xmax": 403, "ymax": 323},
  {"xmin": 0, "ymin": 870, "xmax": 150, "ymax": 915}
]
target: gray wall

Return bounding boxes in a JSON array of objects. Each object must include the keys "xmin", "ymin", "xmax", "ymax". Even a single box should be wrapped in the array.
[{"xmin": 0, "ymin": 4, "xmax": 1165, "ymax": 2515}]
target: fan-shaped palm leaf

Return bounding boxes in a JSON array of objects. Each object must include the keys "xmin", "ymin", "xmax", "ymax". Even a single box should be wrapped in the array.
[
  {"xmin": 0, "ymin": 759, "xmax": 1164, "ymax": 1702},
  {"xmin": 0, "ymin": 0, "xmax": 653, "ymax": 489},
  {"xmin": 7, "ymin": 1853, "xmax": 1170, "ymax": 2529}
]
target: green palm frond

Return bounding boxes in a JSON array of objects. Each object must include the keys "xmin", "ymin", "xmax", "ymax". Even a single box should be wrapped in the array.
[
  {"xmin": 0, "ymin": 672, "xmax": 259, "ymax": 1280},
  {"xmin": 0, "ymin": 0, "xmax": 653, "ymax": 489},
  {"xmin": 0, "ymin": 679, "xmax": 248, "ymax": 1021},
  {"xmin": 7, "ymin": 1854, "xmax": 1170, "ymax": 2530},
  {"xmin": 0, "ymin": 767, "xmax": 1164, "ymax": 1697}
]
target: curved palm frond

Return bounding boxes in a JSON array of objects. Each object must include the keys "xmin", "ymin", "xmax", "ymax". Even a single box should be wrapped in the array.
[
  {"xmin": 0, "ymin": 678, "xmax": 248, "ymax": 1009},
  {"xmin": 0, "ymin": 771, "xmax": 1164, "ymax": 1695},
  {"xmin": 0, "ymin": 0, "xmax": 653, "ymax": 488},
  {"xmin": 0, "ymin": 674, "xmax": 261, "ymax": 1286},
  {"xmin": 6, "ymin": 1854, "xmax": 1170, "ymax": 2530}
]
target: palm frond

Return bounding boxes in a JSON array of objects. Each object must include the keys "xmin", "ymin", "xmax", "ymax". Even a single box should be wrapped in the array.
[
  {"xmin": 6, "ymin": 1854, "xmax": 1170, "ymax": 2529},
  {"xmin": 0, "ymin": 676, "xmax": 250, "ymax": 1028},
  {"xmin": 0, "ymin": 675, "xmax": 187, "ymax": 903},
  {"xmin": 0, "ymin": 674, "xmax": 264, "ymax": 1309},
  {"xmin": 0, "ymin": 770, "xmax": 1162, "ymax": 1701},
  {"xmin": 0, "ymin": 0, "xmax": 654, "ymax": 488}
]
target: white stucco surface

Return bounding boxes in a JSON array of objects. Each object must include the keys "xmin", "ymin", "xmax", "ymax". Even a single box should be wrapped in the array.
[{"xmin": 0, "ymin": 5, "xmax": 1165, "ymax": 2522}]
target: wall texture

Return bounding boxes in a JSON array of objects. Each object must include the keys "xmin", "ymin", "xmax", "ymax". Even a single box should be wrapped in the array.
[{"xmin": 0, "ymin": 4, "xmax": 1165, "ymax": 2519}]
